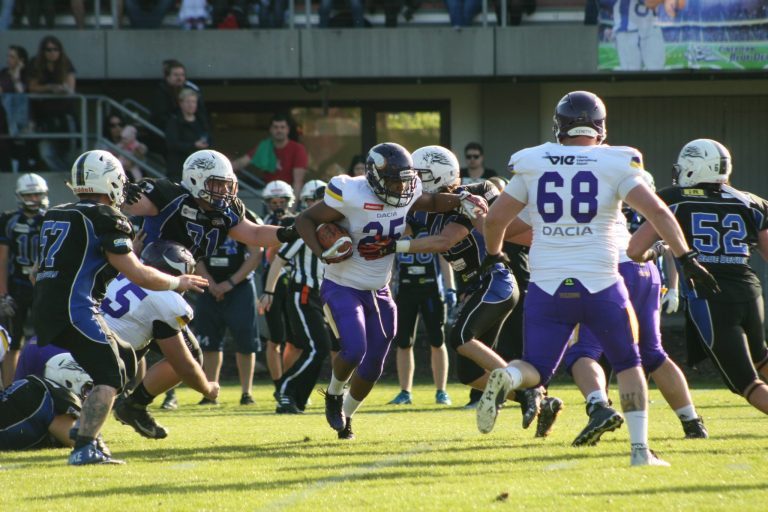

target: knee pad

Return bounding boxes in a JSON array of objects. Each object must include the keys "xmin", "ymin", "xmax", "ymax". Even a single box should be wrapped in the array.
[
  {"xmin": 394, "ymin": 333, "xmax": 415, "ymax": 350},
  {"xmin": 456, "ymin": 356, "xmax": 484, "ymax": 385}
]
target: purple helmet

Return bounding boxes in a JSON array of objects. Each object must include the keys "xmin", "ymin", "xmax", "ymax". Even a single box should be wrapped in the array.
[
  {"xmin": 365, "ymin": 143, "xmax": 418, "ymax": 207},
  {"xmin": 553, "ymin": 91, "xmax": 607, "ymax": 143},
  {"xmin": 141, "ymin": 240, "xmax": 196, "ymax": 277}
]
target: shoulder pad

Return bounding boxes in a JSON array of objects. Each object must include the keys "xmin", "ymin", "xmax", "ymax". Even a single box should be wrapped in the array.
[{"xmin": 94, "ymin": 206, "xmax": 134, "ymax": 236}]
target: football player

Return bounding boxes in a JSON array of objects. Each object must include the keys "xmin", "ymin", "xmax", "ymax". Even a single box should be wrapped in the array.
[
  {"xmin": 479, "ymin": 91, "xmax": 717, "ymax": 466},
  {"xmin": 629, "ymin": 139, "xmax": 768, "ymax": 416},
  {"xmin": 32, "ymin": 150, "xmax": 208, "ymax": 465},
  {"xmin": 0, "ymin": 174, "xmax": 48, "ymax": 387},
  {"xmin": 608, "ymin": 0, "xmax": 678, "ymax": 71},
  {"xmin": 295, "ymin": 142, "xmax": 488, "ymax": 439}
]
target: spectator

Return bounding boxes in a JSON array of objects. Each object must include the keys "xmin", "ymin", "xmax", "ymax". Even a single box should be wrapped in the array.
[
  {"xmin": 19, "ymin": 1, "xmax": 85, "ymax": 29},
  {"xmin": 101, "ymin": 113, "xmax": 125, "ymax": 147},
  {"xmin": 117, "ymin": 125, "xmax": 147, "ymax": 182},
  {"xmin": 179, "ymin": 0, "xmax": 210, "ymax": 29},
  {"xmin": 459, "ymin": 141, "xmax": 497, "ymax": 185},
  {"xmin": 212, "ymin": 0, "xmax": 251, "ymax": 28},
  {"xmin": 125, "ymin": 0, "xmax": 174, "ymax": 28},
  {"xmin": 0, "ymin": 44, "xmax": 30, "ymax": 172},
  {"xmin": 0, "ymin": 0, "xmax": 14, "ymax": 30},
  {"xmin": 444, "ymin": 0, "xmax": 480, "ymax": 27},
  {"xmin": 232, "ymin": 113, "xmax": 308, "ymax": 201},
  {"xmin": 320, "ymin": 0, "xmax": 365, "ymax": 27},
  {"xmin": 164, "ymin": 88, "xmax": 210, "ymax": 182},
  {"xmin": 348, "ymin": 154, "xmax": 365, "ymax": 177},
  {"xmin": 150, "ymin": 59, "xmax": 209, "ymax": 137},
  {"xmin": 28, "ymin": 35, "xmax": 77, "ymax": 173},
  {"xmin": 258, "ymin": 0, "xmax": 286, "ymax": 28}
]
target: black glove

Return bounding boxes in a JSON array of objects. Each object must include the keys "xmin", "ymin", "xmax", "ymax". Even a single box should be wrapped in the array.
[
  {"xmin": 276, "ymin": 225, "xmax": 300, "ymax": 244},
  {"xmin": 124, "ymin": 182, "xmax": 142, "ymax": 206},
  {"xmin": 481, "ymin": 252, "xmax": 510, "ymax": 273},
  {"xmin": 677, "ymin": 250, "xmax": 721, "ymax": 295}
]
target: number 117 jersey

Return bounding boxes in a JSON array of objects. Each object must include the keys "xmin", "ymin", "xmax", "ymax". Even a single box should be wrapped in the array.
[{"xmin": 506, "ymin": 142, "xmax": 645, "ymax": 295}]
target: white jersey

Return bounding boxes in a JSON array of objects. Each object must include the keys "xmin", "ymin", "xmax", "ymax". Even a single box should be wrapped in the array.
[
  {"xmin": 101, "ymin": 275, "xmax": 193, "ymax": 350},
  {"xmin": 505, "ymin": 142, "xmax": 645, "ymax": 294},
  {"xmin": 323, "ymin": 175, "xmax": 422, "ymax": 290},
  {"xmin": 613, "ymin": 0, "xmax": 659, "ymax": 33},
  {"xmin": 0, "ymin": 325, "xmax": 9, "ymax": 363}
]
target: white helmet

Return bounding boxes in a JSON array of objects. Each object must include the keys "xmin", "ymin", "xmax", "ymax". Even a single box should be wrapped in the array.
[
  {"xmin": 0, "ymin": 325, "xmax": 9, "ymax": 363},
  {"xmin": 182, "ymin": 150, "xmax": 238, "ymax": 210},
  {"xmin": 673, "ymin": 139, "xmax": 732, "ymax": 188},
  {"xmin": 412, "ymin": 145, "xmax": 461, "ymax": 193},
  {"xmin": 640, "ymin": 170, "xmax": 655, "ymax": 191},
  {"xmin": 16, "ymin": 173, "xmax": 49, "ymax": 212},
  {"xmin": 263, "ymin": 180, "xmax": 295, "ymax": 208},
  {"xmin": 43, "ymin": 353, "xmax": 94, "ymax": 399},
  {"xmin": 70, "ymin": 150, "xmax": 127, "ymax": 208},
  {"xmin": 299, "ymin": 179, "xmax": 326, "ymax": 206}
]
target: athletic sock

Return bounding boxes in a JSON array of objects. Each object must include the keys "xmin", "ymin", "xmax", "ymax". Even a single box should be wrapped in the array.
[
  {"xmin": 130, "ymin": 383, "xmax": 156, "ymax": 407},
  {"xmin": 503, "ymin": 365, "xmax": 524, "ymax": 389},
  {"xmin": 273, "ymin": 379, "xmax": 280, "ymax": 392},
  {"xmin": 342, "ymin": 394, "xmax": 363, "ymax": 418},
  {"xmin": 625, "ymin": 410, "xmax": 649, "ymax": 448},
  {"xmin": 75, "ymin": 435, "xmax": 95, "ymax": 450},
  {"xmin": 586, "ymin": 390, "xmax": 609, "ymax": 406},
  {"xmin": 327, "ymin": 374, "xmax": 348, "ymax": 395},
  {"xmin": 675, "ymin": 404, "xmax": 698, "ymax": 421}
]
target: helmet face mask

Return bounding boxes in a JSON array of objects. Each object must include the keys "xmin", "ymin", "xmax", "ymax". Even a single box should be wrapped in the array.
[
  {"xmin": 673, "ymin": 139, "xmax": 732, "ymax": 188},
  {"xmin": 70, "ymin": 150, "xmax": 127, "ymax": 208},
  {"xmin": 365, "ymin": 143, "xmax": 417, "ymax": 208},
  {"xmin": 553, "ymin": 91, "xmax": 607, "ymax": 143},
  {"xmin": 182, "ymin": 150, "xmax": 238, "ymax": 210},
  {"xmin": 16, "ymin": 173, "xmax": 49, "ymax": 212},
  {"xmin": 43, "ymin": 353, "xmax": 93, "ymax": 399},
  {"xmin": 412, "ymin": 145, "xmax": 460, "ymax": 194},
  {"xmin": 299, "ymin": 179, "xmax": 327, "ymax": 209},
  {"xmin": 262, "ymin": 180, "xmax": 295, "ymax": 211}
]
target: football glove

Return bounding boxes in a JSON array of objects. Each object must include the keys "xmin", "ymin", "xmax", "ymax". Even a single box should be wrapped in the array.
[
  {"xmin": 276, "ymin": 225, "xmax": 300, "ymax": 244},
  {"xmin": 124, "ymin": 182, "xmax": 143, "ymax": 206},
  {"xmin": 445, "ymin": 288, "xmax": 457, "ymax": 309},
  {"xmin": 677, "ymin": 250, "xmax": 721, "ymax": 295},
  {"xmin": 0, "ymin": 294, "xmax": 16, "ymax": 318},
  {"xmin": 358, "ymin": 237, "xmax": 396, "ymax": 261},
  {"xmin": 457, "ymin": 191, "xmax": 488, "ymax": 220},
  {"xmin": 321, "ymin": 236, "xmax": 353, "ymax": 264},
  {"xmin": 660, "ymin": 288, "xmax": 679, "ymax": 314}
]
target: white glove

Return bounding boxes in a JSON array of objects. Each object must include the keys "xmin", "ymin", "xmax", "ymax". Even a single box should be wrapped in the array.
[
  {"xmin": 321, "ymin": 236, "xmax": 353, "ymax": 263},
  {"xmin": 0, "ymin": 294, "xmax": 16, "ymax": 318},
  {"xmin": 661, "ymin": 288, "xmax": 679, "ymax": 314},
  {"xmin": 457, "ymin": 191, "xmax": 488, "ymax": 220}
]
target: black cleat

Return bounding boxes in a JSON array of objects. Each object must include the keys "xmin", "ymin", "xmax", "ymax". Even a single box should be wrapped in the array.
[
  {"xmin": 113, "ymin": 398, "xmax": 168, "ymax": 439},
  {"xmin": 519, "ymin": 387, "xmax": 544, "ymax": 430},
  {"xmin": 240, "ymin": 393, "xmax": 255, "ymax": 406},
  {"xmin": 681, "ymin": 416, "xmax": 708, "ymax": 439},
  {"xmin": 198, "ymin": 397, "xmax": 220, "ymax": 406},
  {"xmin": 572, "ymin": 401, "xmax": 623, "ymax": 447},
  {"xmin": 161, "ymin": 391, "xmax": 178, "ymax": 410},
  {"xmin": 276, "ymin": 394, "xmax": 304, "ymax": 414},
  {"xmin": 338, "ymin": 417, "xmax": 355, "ymax": 440},
  {"xmin": 535, "ymin": 396, "xmax": 564, "ymax": 438},
  {"xmin": 322, "ymin": 390, "xmax": 346, "ymax": 432}
]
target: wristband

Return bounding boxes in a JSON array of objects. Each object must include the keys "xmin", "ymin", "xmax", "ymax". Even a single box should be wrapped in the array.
[
  {"xmin": 227, "ymin": 277, "xmax": 236, "ymax": 287},
  {"xmin": 167, "ymin": 276, "xmax": 180, "ymax": 291},
  {"xmin": 263, "ymin": 290, "xmax": 274, "ymax": 296},
  {"xmin": 395, "ymin": 240, "xmax": 411, "ymax": 253}
]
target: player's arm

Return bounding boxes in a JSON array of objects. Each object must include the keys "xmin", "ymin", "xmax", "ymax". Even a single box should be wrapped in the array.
[
  {"xmin": 259, "ymin": 255, "xmax": 286, "ymax": 313},
  {"xmin": 360, "ymin": 222, "xmax": 468, "ymax": 260},
  {"xmin": 295, "ymin": 201, "xmax": 345, "ymax": 258},
  {"xmin": 0, "ymin": 244, "xmax": 9, "ymax": 296},
  {"xmin": 228, "ymin": 244, "xmax": 262, "ymax": 286},
  {"xmin": 155, "ymin": 330, "xmax": 217, "ymax": 399},
  {"xmin": 122, "ymin": 192, "xmax": 159, "ymax": 217},
  {"xmin": 484, "ymin": 192, "xmax": 526, "ymax": 257},
  {"xmin": 411, "ymin": 191, "xmax": 487, "ymax": 219},
  {"xmin": 503, "ymin": 217, "xmax": 533, "ymax": 247},
  {"xmin": 228, "ymin": 217, "xmax": 295, "ymax": 248},
  {"xmin": 292, "ymin": 167, "xmax": 307, "ymax": 208},
  {"xmin": 107, "ymin": 251, "xmax": 208, "ymax": 293}
]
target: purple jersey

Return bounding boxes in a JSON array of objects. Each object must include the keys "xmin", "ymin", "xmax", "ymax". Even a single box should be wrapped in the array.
[{"xmin": 14, "ymin": 339, "xmax": 68, "ymax": 381}]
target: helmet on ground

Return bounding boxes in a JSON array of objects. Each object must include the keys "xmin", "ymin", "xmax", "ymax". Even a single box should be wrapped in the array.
[
  {"xmin": 553, "ymin": 91, "xmax": 607, "ymax": 143},
  {"xmin": 673, "ymin": 139, "xmax": 732, "ymax": 188},
  {"xmin": 16, "ymin": 173, "xmax": 49, "ymax": 212},
  {"xmin": 70, "ymin": 150, "xmax": 127, "ymax": 208},
  {"xmin": 412, "ymin": 145, "xmax": 460, "ymax": 193},
  {"xmin": 263, "ymin": 180, "xmax": 295, "ymax": 208},
  {"xmin": 365, "ymin": 142, "xmax": 418, "ymax": 207},
  {"xmin": 299, "ymin": 179, "xmax": 326, "ymax": 207},
  {"xmin": 44, "ymin": 353, "xmax": 93, "ymax": 399},
  {"xmin": 182, "ymin": 150, "xmax": 238, "ymax": 210},
  {"xmin": 141, "ymin": 240, "xmax": 195, "ymax": 276}
]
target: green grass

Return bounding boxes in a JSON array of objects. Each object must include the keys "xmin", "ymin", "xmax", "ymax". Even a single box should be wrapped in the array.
[{"xmin": 1, "ymin": 381, "xmax": 766, "ymax": 512}]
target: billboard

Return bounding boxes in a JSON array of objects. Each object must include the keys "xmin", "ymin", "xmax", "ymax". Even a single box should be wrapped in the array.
[{"xmin": 598, "ymin": 0, "xmax": 768, "ymax": 71}]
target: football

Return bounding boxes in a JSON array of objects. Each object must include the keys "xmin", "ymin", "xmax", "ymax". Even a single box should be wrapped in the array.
[{"xmin": 316, "ymin": 222, "xmax": 353, "ymax": 262}]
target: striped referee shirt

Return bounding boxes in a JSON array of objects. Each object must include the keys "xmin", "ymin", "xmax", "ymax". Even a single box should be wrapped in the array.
[{"xmin": 278, "ymin": 239, "xmax": 324, "ymax": 289}]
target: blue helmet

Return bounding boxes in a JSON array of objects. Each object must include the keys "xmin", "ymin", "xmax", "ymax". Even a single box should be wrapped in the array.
[
  {"xmin": 141, "ymin": 240, "xmax": 196, "ymax": 276},
  {"xmin": 365, "ymin": 142, "xmax": 418, "ymax": 207},
  {"xmin": 553, "ymin": 91, "xmax": 607, "ymax": 143}
]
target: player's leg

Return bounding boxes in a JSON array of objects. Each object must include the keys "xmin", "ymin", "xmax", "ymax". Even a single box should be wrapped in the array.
[
  {"xmin": 639, "ymin": 24, "xmax": 666, "ymax": 70},
  {"xmin": 1, "ymin": 289, "xmax": 30, "ymax": 388},
  {"xmin": 736, "ymin": 297, "xmax": 768, "ymax": 414},
  {"xmin": 224, "ymin": 281, "xmax": 258, "ymax": 404},
  {"xmin": 423, "ymin": 289, "xmax": 450, "ymax": 404},
  {"xmin": 277, "ymin": 279, "xmax": 302, "ymax": 374},
  {"xmin": 264, "ymin": 277, "xmax": 290, "ymax": 390},
  {"xmin": 195, "ymin": 292, "xmax": 225, "ymax": 405},
  {"xmin": 615, "ymin": 30, "xmax": 643, "ymax": 71},
  {"xmin": 389, "ymin": 290, "xmax": 419, "ymax": 404}
]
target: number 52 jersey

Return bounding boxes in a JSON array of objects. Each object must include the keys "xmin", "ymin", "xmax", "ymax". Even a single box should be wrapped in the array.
[{"xmin": 506, "ymin": 142, "xmax": 645, "ymax": 295}]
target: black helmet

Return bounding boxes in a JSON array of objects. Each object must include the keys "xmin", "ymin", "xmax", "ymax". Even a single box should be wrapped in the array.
[
  {"xmin": 365, "ymin": 142, "xmax": 418, "ymax": 208},
  {"xmin": 553, "ymin": 91, "xmax": 607, "ymax": 143},
  {"xmin": 141, "ymin": 240, "xmax": 195, "ymax": 276}
]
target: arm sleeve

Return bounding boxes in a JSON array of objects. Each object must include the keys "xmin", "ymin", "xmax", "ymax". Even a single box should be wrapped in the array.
[
  {"xmin": 505, "ymin": 174, "xmax": 529, "ymax": 203},
  {"xmin": 152, "ymin": 320, "xmax": 181, "ymax": 339},
  {"xmin": 323, "ymin": 176, "xmax": 347, "ymax": 215}
]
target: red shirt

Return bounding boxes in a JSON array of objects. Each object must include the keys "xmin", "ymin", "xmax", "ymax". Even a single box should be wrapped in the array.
[{"xmin": 247, "ymin": 139, "xmax": 308, "ymax": 185}]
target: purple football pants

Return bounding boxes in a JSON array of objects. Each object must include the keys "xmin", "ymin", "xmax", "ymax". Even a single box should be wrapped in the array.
[
  {"xmin": 320, "ymin": 279, "xmax": 396, "ymax": 383},
  {"xmin": 564, "ymin": 261, "xmax": 668, "ymax": 373},
  {"xmin": 523, "ymin": 278, "xmax": 641, "ymax": 386}
]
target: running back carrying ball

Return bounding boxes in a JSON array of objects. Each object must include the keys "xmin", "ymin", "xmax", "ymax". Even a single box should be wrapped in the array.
[{"xmin": 316, "ymin": 223, "xmax": 353, "ymax": 263}]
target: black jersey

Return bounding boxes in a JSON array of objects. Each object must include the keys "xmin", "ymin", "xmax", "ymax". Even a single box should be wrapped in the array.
[
  {"xmin": 137, "ymin": 179, "xmax": 246, "ymax": 260},
  {"xmin": 32, "ymin": 201, "xmax": 134, "ymax": 340},
  {"xmin": 396, "ymin": 216, "xmax": 442, "ymax": 289},
  {"xmin": 410, "ymin": 182, "xmax": 500, "ymax": 294},
  {"xmin": 657, "ymin": 185, "xmax": 768, "ymax": 301},
  {"xmin": 0, "ymin": 209, "xmax": 45, "ymax": 290},
  {"xmin": 201, "ymin": 210, "xmax": 261, "ymax": 283}
]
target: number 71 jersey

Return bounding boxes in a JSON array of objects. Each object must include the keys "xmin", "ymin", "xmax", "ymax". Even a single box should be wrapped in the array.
[
  {"xmin": 506, "ymin": 142, "xmax": 645, "ymax": 294},
  {"xmin": 322, "ymin": 175, "xmax": 422, "ymax": 290}
]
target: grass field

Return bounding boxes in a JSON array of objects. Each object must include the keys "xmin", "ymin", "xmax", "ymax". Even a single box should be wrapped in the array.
[{"xmin": 1, "ymin": 380, "xmax": 766, "ymax": 512}]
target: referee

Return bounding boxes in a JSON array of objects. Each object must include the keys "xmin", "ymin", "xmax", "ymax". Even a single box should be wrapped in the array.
[{"xmin": 260, "ymin": 180, "xmax": 332, "ymax": 414}]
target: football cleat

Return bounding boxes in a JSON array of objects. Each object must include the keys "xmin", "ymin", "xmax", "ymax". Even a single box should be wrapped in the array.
[
  {"xmin": 338, "ymin": 417, "xmax": 355, "ymax": 440},
  {"xmin": 572, "ymin": 401, "xmax": 623, "ymax": 447},
  {"xmin": 630, "ymin": 445, "xmax": 670, "ymax": 467},
  {"xmin": 321, "ymin": 389, "xmax": 346, "ymax": 432},
  {"xmin": 388, "ymin": 390, "xmax": 413, "ymax": 405},
  {"xmin": 276, "ymin": 394, "xmax": 303, "ymax": 414},
  {"xmin": 240, "ymin": 393, "xmax": 255, "ymax": 406},
  {"xmin": 161, "ymin": 391, "xmax": 178, "ymax": 410},
  {"xmin": 198, "ymin": 397, "xmax": 219, "ymax": 406},
  {"xmin": 477, "ymin": 368, "xmax": 514, "ymax": 434},
  {"xmin": 681, "ymin": 416, "xmax": 708, "ymax": 439},
  {"xmin": 114, "ymin": 399, "xmax": 168, "ymax": 439},
  {"xmin": 435, "ymin": 390, "xmax": 452, "ymax": 406},
  {"xmin": 535, "ymin": 396, "xmax": 564, "ymax": 438},
  {"xmin": 68, "ymin": 427, "xmax": 112, "ymax": 457},
  {"xmin": 68, "ymin": 441, "xmax": 125, "ymax": 466},
  {"xmin": 519, "ymin": 387, "xmax": 544, "ymax": 429}
]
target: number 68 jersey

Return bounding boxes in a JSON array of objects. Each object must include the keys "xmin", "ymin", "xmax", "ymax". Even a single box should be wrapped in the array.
[
  {"xmin": 323, "ymin": 175, "xmax": 422, "ymax": 291},
  {"xmin": 506, "ymin": 142, "xmax": 645, "ymax": 295}
]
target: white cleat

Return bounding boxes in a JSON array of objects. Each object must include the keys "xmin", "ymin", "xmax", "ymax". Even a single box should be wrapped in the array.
[
  {"xmin": 630, "ymin": 446, "xmax": 671, "ymax": 467},
  {"xmin": 476, "ymin": 368, "xmax": 514, "ymax": 434}
]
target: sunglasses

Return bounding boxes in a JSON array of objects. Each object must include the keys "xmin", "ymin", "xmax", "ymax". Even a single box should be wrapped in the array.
[
  {"xmin": 110, "ymin": 122, "xmax": 124, "ymax": 128},
  {"xmin": 45, "ymin": 47, "xmax": 60, "ymax": 53},
  {"xmin": 465, "ymin": 154, "xmax": 481, "ymax": 160}
]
